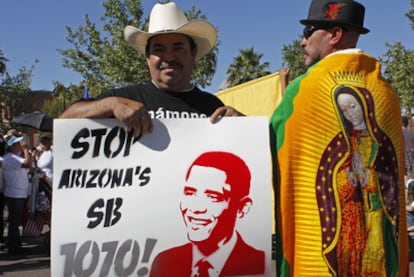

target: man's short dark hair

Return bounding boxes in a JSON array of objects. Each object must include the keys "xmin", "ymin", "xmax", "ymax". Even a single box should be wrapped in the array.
[
  {"xmin": 185, "ymin": 151, "xmax": 251, "ymax": 201},
  {"xmin": 40, "ymin": 136, "xmax": 51, "ymax": 147},
  {"xmin": 402, "ymin": 116, "xmax": 409, "ymax": 127}
]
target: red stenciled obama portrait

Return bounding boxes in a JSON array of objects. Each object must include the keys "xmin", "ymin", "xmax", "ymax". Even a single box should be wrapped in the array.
[{"xmin": 149, "ymin": 151, "xmax": 265, "ymax": 277}]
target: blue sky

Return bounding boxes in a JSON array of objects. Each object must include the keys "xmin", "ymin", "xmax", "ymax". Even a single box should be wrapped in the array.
[{"xmin": 1, "ymin": 1, "xmax": 413, "ymax": 93}]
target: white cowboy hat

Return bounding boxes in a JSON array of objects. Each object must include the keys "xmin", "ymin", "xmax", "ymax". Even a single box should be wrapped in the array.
[{"xmin": 124, "ymin": 1, "xmax": 217, "ymax": 60}]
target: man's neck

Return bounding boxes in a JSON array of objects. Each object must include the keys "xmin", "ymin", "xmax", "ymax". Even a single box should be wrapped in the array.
[
  {"xmin": 192, "ymin": 232, "xmax": 238, "ymax": 275},
  {"xmin": 151, "ymin": 80, "xmax": 194, "ymax": 92}
]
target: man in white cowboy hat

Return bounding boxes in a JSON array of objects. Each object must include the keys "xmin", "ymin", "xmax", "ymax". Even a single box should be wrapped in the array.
[{"xmin": 60, "ymin": 1, "xmax": 242, "ymax": 137}]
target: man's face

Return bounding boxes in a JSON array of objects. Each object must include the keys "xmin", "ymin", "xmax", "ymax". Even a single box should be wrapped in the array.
[
  {"xmin": 10, "ymin": 141, "xmax": 23, "ymax": 154},
  {"xmin": 180, "ymin": 165, "xmax": 237, "ymax": 243},
  {"xmin": 146, "ymin": 33, "xmax": 196, "ymax": 91},
  {"xmin": 300, "ymin": 25, "xmax": 334, "ymax": 67}
]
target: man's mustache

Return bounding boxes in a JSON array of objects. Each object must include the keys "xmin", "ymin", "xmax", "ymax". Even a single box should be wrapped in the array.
[{"xmin": 159, "ymin": 61, "xmax": 181, "ymax": 70}]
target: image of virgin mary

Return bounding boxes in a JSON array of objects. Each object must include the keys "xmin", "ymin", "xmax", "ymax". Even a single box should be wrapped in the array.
[{"xmin": 315, "ymin": 86, "xmax": 399, "ymax": 276}]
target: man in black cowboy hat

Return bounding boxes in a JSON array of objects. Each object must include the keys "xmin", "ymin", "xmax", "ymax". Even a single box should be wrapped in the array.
[
  {"xmin": 60, "ymin": 1, "xmax": 242, "ymax": 137},
  {"xmin": 299, "ymin": 0, "xmax": 369, "ymax": 67},
  {"xmin": 270, "ymin": 0, "xmax": 408, "ymax": 276}
]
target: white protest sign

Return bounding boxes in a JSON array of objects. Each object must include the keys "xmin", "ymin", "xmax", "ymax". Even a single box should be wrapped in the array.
[{"xmin": 51, "ymin": 117, "xmax": 272, "ymax": 277}]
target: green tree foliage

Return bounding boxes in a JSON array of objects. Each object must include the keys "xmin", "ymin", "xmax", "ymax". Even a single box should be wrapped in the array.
[
  {"xmin": 407, "ymin": 0, "xmax": 414, "ymax": 30},
  {"xmin": 225, "ymin": 47, "xmax": 271, "ymax": 88},
  {"xmin": 43, "ymin": 81, "xmax": 85, "ymax": 118},
  {"xmin": 184, "ymin": 6, "xmax": 219, "ymax": 89},
  {"xmin": 380, "ymin": 41, "xmax": 414, "ymax": 116},
  {"xmin": 58, "ymin": 0, "xmax": 218, "ymax": 97},
  {"xmin": 281, "ymin": 38, "xmax": 307, "ymax": 81},
  {"xmin": 0, "ymin": 51, "xmax": 37, "ymax": 131},
  {"xmin": 0, "ymin": 50, "xmax": 8, "ymax": 75}
]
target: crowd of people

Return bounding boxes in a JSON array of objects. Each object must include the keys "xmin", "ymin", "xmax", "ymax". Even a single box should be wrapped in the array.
[
  {"xmin": 403, "ymin": 116, "xmax": 414, "ymax": 235},
  {"xmin": 0, "ymin": 129, "xmax": 53, "ymax": 254},
  {"xmin": 403, "ymin": 116, "xmax": 414, "ymax": 178},
  {"xmin": 1, "ymin": 0, "xmax": 413, "ymax": 275}
]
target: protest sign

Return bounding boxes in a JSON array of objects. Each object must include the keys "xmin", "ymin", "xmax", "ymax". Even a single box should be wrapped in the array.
[{"xmin": 51, "ymin": 117, "xmax": 272, "ymax": 276}]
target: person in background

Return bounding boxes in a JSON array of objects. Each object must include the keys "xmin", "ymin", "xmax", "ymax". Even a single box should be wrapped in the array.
[
  {"xmin": 402, "ymin": 116, "xmax": 414, "ymax": 178},
  {"xmin": 34, "ymin": 136, "xmax": 53, "ymax": 183},
  {"xmin": 270, "ymin": 0, "xmax": 408, "ymax": 276},
  {"xmin": 60, "ymin": 1, "xmax": 242, "ymax": 136},
  {"xmin": 0, "ymin": 133, "xmax": 6, "ymax": 250},
  {"xmin": 4, "ymin": 129, "xmax": 22, "ymax": 140},
  {"xmin": 406, "ymin": 179, "xmax": 414, "ymax": 232},
  {"xmin": 404, "ymin": 116, "xmax": 414, "ymax": 234},
  {"xmin": 2, "ymin": 135, "xmax": 32, "ymax": 254}
]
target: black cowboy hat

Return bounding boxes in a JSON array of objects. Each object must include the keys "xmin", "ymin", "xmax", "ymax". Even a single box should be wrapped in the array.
[{"xmin": 300, "ymin": 0, "xmax": 370, "ymax": 34}]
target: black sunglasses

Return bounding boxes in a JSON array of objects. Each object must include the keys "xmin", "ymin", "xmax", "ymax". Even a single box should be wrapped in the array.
[
  {"xmin": 303, "ymin": 25, "xmax": 348, "ymax": 39},
  {"xmin": 303, "ymin": 26, "xmax": 326, "ymax": 39}
]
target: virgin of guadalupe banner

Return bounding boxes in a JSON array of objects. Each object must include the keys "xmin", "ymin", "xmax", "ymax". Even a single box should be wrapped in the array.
[
  {"xmin": 271, "ymin": 52, "xmax": 408, "ymax": 276},
  {"xmin": 51, "ymin": 117, "xmax": 272, "ymax": 277}
]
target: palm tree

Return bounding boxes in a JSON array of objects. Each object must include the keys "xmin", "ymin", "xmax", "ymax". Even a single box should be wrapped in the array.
[
  {"xmin": 225, "ymin": 47, "xmax": 271, "ymax": 88},
  {"xmin": 0, "ymin": 50, "xmax": 8, "ymax": 75},
  {"xmin": 281, "ymin": 39, "xmax": 307, "ymax": 81}
]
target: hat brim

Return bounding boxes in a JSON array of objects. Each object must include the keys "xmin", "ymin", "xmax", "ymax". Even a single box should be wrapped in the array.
[
  {"xmin": 6, "ymin": 136, "xmax": 23, "ymax": 147},
  {"xmin": 300, "ymin": 19, "xmax": 369, "ymax": 34},
  {"xmin": 124, "ymin": 20, "xmax": 217, "ymax": 60}
]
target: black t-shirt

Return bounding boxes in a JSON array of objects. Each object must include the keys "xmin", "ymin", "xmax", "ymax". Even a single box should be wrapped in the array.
[{"xmin": 97, "ymin": 82, "xmax": 224, "ymax": 118}]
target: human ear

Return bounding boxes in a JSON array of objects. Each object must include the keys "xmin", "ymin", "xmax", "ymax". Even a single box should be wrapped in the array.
[
  {"xmin": 237, "ymin": 197, "xmax": 252, "ymax": 219},
  {"xmin": 330, "ymin": 26, "xmax": 344, "ymax": 44}
]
